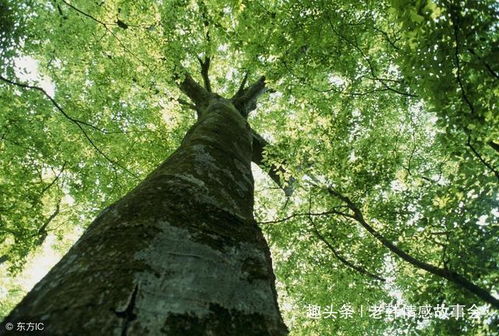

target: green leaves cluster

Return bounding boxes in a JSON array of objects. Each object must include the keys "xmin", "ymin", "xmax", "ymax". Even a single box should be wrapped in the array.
[{"xmin": 0, "ymin": 0, "xmax": 497, "ymax": 334}]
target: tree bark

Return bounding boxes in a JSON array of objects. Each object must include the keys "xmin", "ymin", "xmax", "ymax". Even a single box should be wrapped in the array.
[{"xmin": 2, "ymin": 96, "xmax": 288, "ymax": 335}]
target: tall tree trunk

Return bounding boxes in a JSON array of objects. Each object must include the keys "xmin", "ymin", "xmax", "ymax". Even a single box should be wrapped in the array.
[{"xmin": 2, "ymin": 96, "xmax": 288, "ymax": 335}]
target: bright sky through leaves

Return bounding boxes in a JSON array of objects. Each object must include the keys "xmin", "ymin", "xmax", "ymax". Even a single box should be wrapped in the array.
[{"xmin": 0, "ymin": 0, "xmax": 498, "ymax": 334}]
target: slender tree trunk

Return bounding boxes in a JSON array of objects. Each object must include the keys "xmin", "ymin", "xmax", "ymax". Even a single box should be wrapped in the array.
[{"xmin": 2, "ymin": 96, "xmax": 288, "ymax": 335}]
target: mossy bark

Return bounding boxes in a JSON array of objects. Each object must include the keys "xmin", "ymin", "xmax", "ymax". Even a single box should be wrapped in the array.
[{"xmin": 2, "ymin": 97, "xmax": 288, "ymax": 335}]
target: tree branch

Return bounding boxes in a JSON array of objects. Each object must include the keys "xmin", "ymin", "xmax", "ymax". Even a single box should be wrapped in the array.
[
  {"xmin": 309, "ymin": 216, "xmax": 385, "ymax": 282},
  {"xmin": 467, "ymin": 48, "xmax": 499, "ymax": 80},
  {"xmin": 231, "ymin": 76, "xmax": 267, "ymax": 117},
  {"xmin": 324, "ymin": 186, "xmax": 499, "ymax": 309},
  {"xmin": 39, "ymin": 163, "xmax": 66, "ymax": 197},
  {"xmin": 488, "ymin": 140, "xmax": 499, "ymax": 153},
  {"xmin": 177, "ymin": 72, "xmax": 211, "ymax": 112},
  {"xmin": 197, "ymin": 56, "xmax": 212, "ymax": 92},
  {"xmin": 0, "ymin": 75, "xmax": 138, "ymax": 178},
  {"xmin": 234, "ymin": 72, "xmax": 249, "ymax": 98},
  {"xmin": 60, "ymin": 0, "xmax": 152, "ymax": 71},
  {"xmin": 448, "ymin": 11, "xmax": 499, "ymax": 157},
  {"xmin": 0, "ymin": 202, "xmax": 61, "ymax": 266},
  {"xmin": 259, "ymin": 208, "xmax": 349, "ymax": 225},
  {"xmin": 176, "ymin": 98, "xmax": 197, "ymax": 111},
  {"xmin": 466, "ymin": 136, "xmax": 499, "ymax": 180},
  {"xmin": 251, "ymin": 130, "xmax": 295, "ymax": 196},
  {"xmin": 372, "ymin": 26, "xmax": 401, "ymax": 51},
  {"xmin": 449, "ymin": 10, "xmax": 476, "ymax": 117},
  {"xmin": 60, "ymin": 0, "xmax": 108, "ymax": 26},
  {"xmin": 323, "ymin": 12, "xmax": 417, "ymax": 98},
  {"xmin": 0, "ymin": 75, "xmax": 102, "ymax": 132},
  {"xmin": 36, "ymin": 202, "xmax": 61, "ymax": 240}
]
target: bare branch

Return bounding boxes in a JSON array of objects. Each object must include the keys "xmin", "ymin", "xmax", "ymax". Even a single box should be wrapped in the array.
[
  {"xmin": 197, "ymin": 56, "xmax": 212, "ymax": 92},
  {"xmin": 176, "ymin": 98, "xmax": 197, "ymax": 111},
  {"xmin": 232, "ymin": 76, "xmax": 267, "ymax": 117},
  {"xmin": 177, "ymin": 73, "xmax": 211, "ymax": 111},
  {"xmin": 234, "ymin": 72, "xmax": 249, "ymax": 99}
]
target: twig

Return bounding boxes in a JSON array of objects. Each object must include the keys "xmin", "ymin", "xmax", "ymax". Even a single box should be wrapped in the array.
[
  {"xmin": 0, "ymin": 75, "xmax": 103, "ymax": 132},
  {"xmin": 39, "ymin": 162, "xmax": 67, "ymax": 196},
  {"xmin": 177, "ymin": 98, "xmax": 197, "ymax": 111},
  {"xmin": 0, "ymin": 76, "xmax": 138, "ymax": 178},
  {"xmin": 309, "ymin": 216, "xmax": 385, "ymax": 282},
  {"xmin": 60, "ymin": 0, "xmax": 154, "ymax": 72},
  {"xmin": 259, "ymin": 208, "xmax": 350, "ymax": 225},
  {"xmin": 466, "ymin": 136, "xmax": 499, "ymax": 179},
  {"xmin": 321, "ymin": 4, "xmax": 416, "ymax": 98},
  {"xmin": 36, "ymin": 201, "xmax": 61, "ymax": 236},
  {"xmin": 467, "ymin": 48, "xmax": 499, "ymax": 80}
]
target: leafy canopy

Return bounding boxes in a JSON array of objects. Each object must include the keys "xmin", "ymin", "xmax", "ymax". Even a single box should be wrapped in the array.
[{"xmin": 0, "ymin": 0, "xmax": 497, "ymax": 335}]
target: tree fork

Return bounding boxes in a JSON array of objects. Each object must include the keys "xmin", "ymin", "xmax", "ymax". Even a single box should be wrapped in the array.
[{"xmin": 179, "ymin": 69, "xmax": 295, "ymax": 195}]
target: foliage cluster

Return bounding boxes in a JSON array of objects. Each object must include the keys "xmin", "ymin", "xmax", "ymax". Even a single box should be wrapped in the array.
[{"xmin": 0, "ymin": 0, "xmax": 497, "ymax": 334}]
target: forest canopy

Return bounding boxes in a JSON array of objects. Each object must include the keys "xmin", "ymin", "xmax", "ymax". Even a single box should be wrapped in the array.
[{"xmin": 0, "ymin": 0, "xmax": 498, "ymax": 335}]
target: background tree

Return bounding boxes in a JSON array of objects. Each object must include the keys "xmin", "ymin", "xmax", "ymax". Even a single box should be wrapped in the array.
[{"xmin": 0, "ymin": 0, "xmax": 497, "ymax": 335}]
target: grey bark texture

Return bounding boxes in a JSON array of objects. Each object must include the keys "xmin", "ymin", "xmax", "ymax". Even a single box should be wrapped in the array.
[{"xmin": 2, "ymin": 80, "xmax": 288, "ymax": 335}]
